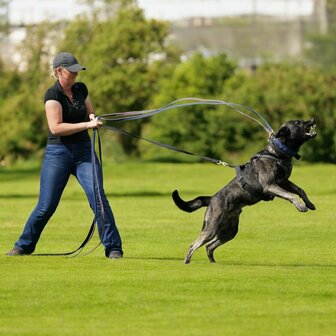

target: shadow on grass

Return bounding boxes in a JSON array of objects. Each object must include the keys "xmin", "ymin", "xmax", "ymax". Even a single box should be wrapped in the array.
[
  {"xmin": 0, "ymin": 194, "xmax": 39, "ymax": 199},
  {"xmin": 0, "ymin": 191, "xmax": 174, "ymax": 199},
  {"xmin": 106, "ymin": 191, "xmax": 173, "ymax": 197},
  {"xmin": 0, "ymin": 166, "xmax": 40, "ymax": 181},
  {"xmin": 8, "ymin": 253, "xmax": 335, "ymax": 267},
  {"xmin": 124, "ymin": 256, "xmax": 185, "ymax": 261},
  {"xmin": 119, "ymin": 254, "xmax": 336, "ymax": 267},
  {"xmin": 122, "ymin": 256, "xmax": 336, "ymax": 267},
  {"xmin": 216, "ymin": 261, "xmax": 336, "ymax": 268}
]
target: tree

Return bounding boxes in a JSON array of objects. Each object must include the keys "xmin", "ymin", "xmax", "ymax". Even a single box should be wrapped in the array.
[
  {"xmin": 59, "ymin": 0, "xmax": 181, "ymax": 156},
  {"xmin": 221, "ymin": 62, "xmax": 336, "ymax": 162},
  {"xmin": 0, "ymin": 22, "xmax": 59, "ymax": 161},
  {"xmin": 0, "ymin": 0, "xmax": 181, "ymax": 161},
  {"xmin": 146, "ymin": 60, "xmax": 335, "ymax": 163},
  {"xmin": 142, "ymin": 52, "xmax": 236, "ymax": 161},
  {"xmin": 0, "ymin": 0, "xmax": 9, "ymax": 41},
  {"xmin": 305, "ymin": 0, "xmax": 336, "ymax": 70}
]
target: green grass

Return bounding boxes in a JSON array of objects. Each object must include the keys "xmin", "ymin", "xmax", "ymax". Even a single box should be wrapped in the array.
[{"xmin": 0, "ymin": 161, "xmax": 335, "ymax": 336}]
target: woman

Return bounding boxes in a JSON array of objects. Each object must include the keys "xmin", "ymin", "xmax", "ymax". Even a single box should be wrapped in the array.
[{"xmin": 7, "ymin": 52, "xmax": 123, "ymax": 259}]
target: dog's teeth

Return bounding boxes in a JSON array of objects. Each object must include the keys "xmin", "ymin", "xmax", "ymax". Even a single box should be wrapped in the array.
[{"xmin": 307, "ymin": 125, "xmax": 316, "ymax": 136}]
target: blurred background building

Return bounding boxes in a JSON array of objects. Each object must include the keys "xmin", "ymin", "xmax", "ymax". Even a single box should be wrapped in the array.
[{"xmin": 0, "ymin": 0, "xmax": 328, "ymax": 68}]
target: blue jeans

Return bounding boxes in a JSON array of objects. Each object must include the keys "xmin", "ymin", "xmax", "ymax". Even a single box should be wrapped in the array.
[{"xmin": 15, "ymin": 142, "xmax": 122, "ymax": 256}]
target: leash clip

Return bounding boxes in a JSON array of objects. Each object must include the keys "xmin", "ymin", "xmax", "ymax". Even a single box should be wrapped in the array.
[{"xmin": 217, "ymin": 160, "xmax": 229, "ymax": 166}]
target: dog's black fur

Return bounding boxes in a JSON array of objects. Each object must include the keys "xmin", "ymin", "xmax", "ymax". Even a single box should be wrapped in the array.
[{"xmin": 172, "ymin": 119, "xmax": 317, "ymax": 264}]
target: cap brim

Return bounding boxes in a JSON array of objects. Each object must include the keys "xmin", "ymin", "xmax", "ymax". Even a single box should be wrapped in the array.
[{"xmin": 65, "ymin": 64, "xmax": 86, "ymax": 72}]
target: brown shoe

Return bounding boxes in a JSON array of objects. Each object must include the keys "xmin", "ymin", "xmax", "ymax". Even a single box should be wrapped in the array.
[{"xmin": 6, "ymin": 247, "xmax": 29, "ymax": 256}]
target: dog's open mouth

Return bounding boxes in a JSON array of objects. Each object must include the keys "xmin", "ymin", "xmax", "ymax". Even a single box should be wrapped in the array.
[{"xmin": 306, "ymin": 124, "xmax": 317, "ymax": 137}]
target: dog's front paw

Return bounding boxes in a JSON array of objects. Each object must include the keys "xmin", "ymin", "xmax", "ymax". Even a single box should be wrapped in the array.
[
  {"xmin": 305, "ymin": 201, "xmax": 316, "ymax": 211},
  {"xmin": 293, "ymin": 199, "xmax": 308, "ymax": 212}
]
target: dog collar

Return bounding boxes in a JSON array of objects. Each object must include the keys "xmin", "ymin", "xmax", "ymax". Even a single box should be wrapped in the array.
[{"xmin": 271, "ymin": 138, "xmax": 301, "ymax": 160}]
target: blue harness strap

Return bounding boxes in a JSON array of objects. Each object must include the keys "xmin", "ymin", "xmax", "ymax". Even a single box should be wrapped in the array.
[{"xmin": 271, "ymin": 137, "xmax": 301, "ymax": 160}]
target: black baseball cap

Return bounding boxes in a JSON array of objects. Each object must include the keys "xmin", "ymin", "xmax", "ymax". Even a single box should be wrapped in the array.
[{"xmin": 52, "ymin": 52, "xmax": 86, "ymax": 72}]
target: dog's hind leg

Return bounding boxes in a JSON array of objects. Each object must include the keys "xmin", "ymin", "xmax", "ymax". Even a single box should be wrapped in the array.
[
  {"xmin": 206, "ymin": 216, "xmax": 239, "ymax": 263},
  {"xmin": 184, "ymin": 196, "xmax": 226, "ymax": 264},
  {"xmin": 184, "ymin": 230, "xmax": 217, "ymax": 264}
]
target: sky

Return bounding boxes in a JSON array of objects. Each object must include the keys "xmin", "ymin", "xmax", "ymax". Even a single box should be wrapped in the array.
[{"xmin": 7, "ymin": 0, "xmax": 315, "ymax": 25}]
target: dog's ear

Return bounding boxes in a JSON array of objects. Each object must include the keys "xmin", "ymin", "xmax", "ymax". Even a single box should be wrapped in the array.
[{"xmin": 275, "ymin": 126, "xmax": 290, "ymax": 139}]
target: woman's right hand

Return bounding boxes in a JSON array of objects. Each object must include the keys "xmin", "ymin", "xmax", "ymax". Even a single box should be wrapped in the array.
[{"xmin": 87, "ymin": 118, "xmax": 103, "ymax": 129}]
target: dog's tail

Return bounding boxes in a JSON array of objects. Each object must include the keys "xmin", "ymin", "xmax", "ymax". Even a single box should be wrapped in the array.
[{"xmin": 172, "ymin": 190, "xmax": 211, "ymax": 213}]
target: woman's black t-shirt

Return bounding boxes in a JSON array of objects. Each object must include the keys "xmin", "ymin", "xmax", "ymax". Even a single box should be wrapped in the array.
[{"xmin": 44, "ymin": 80, "xmax": 91, "ymax": 144}]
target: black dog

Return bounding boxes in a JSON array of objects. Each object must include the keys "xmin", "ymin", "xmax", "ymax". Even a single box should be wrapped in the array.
[{"xmin": 172, "ymin": 119, "xmax": 317, "ymax": 264}]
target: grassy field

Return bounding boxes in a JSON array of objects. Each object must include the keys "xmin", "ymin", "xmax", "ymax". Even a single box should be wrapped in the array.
[{"xmin": 0, "ymin": 161, "xmax": 335, "ymax": 336}]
